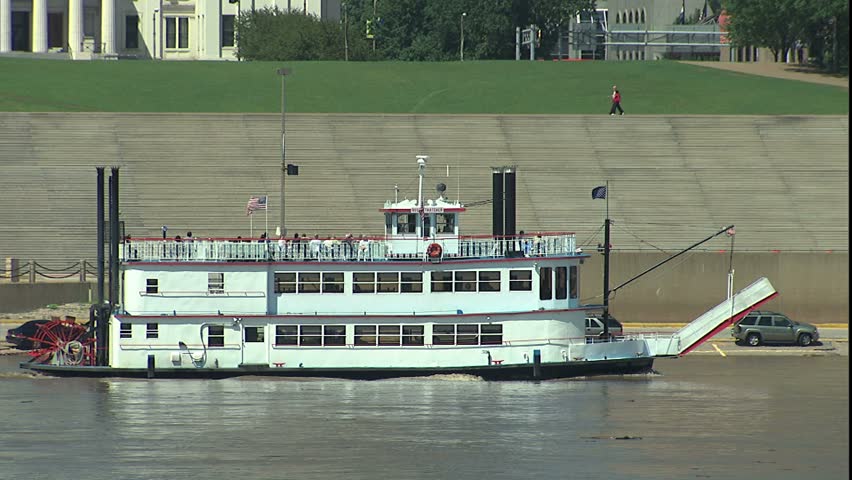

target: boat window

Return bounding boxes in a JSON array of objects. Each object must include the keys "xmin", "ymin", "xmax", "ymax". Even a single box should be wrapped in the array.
[
  {"xmin": 146, "ymin": 323, "xmax": 159, "ymax": 339},
  {"xmin": 354, "ymin": 325, "xmax": 377, "ymax": 345},
  {"xmin": 422, "ymin": 215, "xmax": 431, "ymax": 237},
  {"xmin": 480, "ymin": 324, "xmax": 503, "ymax": 345},
  {"xmin": 569, "ymin": 266, "xmax": 578, "ymax": 299},
  {"xmin": 244, "ymin": 326, "xmax": 264, "ymax": 343},
  {"xmin": 432, "ymin": 324, "xmax": 455, "ymax": 345},
  {"xmin": 299, "ymin": 325, "xmax": 322, "ymax": 346},
  {"xmin": 478, "ymin": 271, "xmax": 501, "ymax": 292},
  {"xmin": 208, "ymin": 273, "xmax": 224, "ymax": 295},
  {"xmin": 436, "ymin": 214, "xmax": 455, "ymax": 234},
  {"xmin": 401, "ymin": 272, "xmax": 423, "ymax": 293},
  {"xmin": 353, "ymin": 272, "xmax": 376, "ymax": 293},
  {"xmin": 402, "ymin": 325, "xmax": 425, "ymax": 345},
  {"xmin": 539, "ymin": 267, "xmax": 553, "ymax": 300},
  {"xmin": 275, "ymin": 325, "xmax": 298, "ymax": 345},
  {"xmin": 397, "ymin": 213, "xmax": 416, "ymax": 234},
  {"xmin": 377, "ymin": 272, "xmax": 400, "ymax": 293},
  {"xmin": 324, "ymin": 325, "xmax": 347, "ymax": 346},
  {"xmin": 145, "ymin": 278, "xmax": 159, "ymax": 294},
  {"xmin": 322, "ymin": 272, "xmax": 344, "ymax": 293},
  {"xmin": 208, "ymin": 325, "xmax": 225, "ymax": 347},
  {"xmin": 509, "ymin": 270, "xmax": 532, "ymax": 291},
  {"xmin": 274, "ymin": 273, "xmax": 296, "ymax": 294},
  {"xmin": 298, "ymin": 273, "xmax": 321, "ymax": 293},
  {"xmin": 757, "ymin": 316, "xmax": 773, "ymax": 327},
  {"xmin": 120, "ymin": 323, "xmax": 132, "ymax": 339},
  {"xmin": 555, "ymin": 267, "xmax": 568, "ymax": 300},
  {"xmin": 454, "ymin": 271, "xmax": 476, "ymax": 292},
  {"xmin": 378, "ymin": 325, "xmax": 401, "ymax": 346},
  {"xmin": 456, "ymin": 324, "xmax": 479, "ymax": 345},
  {"xmin": 431, "ymin": 271, "xmax": 453, "ymax": 292}
]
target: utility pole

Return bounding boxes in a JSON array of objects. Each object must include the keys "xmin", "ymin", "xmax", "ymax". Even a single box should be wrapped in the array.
[{"xmin": 372, "ymin": 0, "xmax": 377, "ymax": 52}]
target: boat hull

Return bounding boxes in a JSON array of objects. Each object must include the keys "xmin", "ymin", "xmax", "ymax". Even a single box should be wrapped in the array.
[{"xmin": 20, "ymin": 357, "xmax": 655, "ymax": 381}]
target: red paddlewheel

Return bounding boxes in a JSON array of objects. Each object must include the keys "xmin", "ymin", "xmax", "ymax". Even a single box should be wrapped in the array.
[{"xmin": 26, "ymin": 320, "xmax": 96, "ymax": 366}]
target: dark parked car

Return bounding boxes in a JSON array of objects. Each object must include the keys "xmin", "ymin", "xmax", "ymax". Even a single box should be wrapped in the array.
[
  {"xmin": 585, "ymin": 315, "xmax": 624, "ymax": 337},
  {"xmin": 731, "ymin": 311, "xmax": 819, "ymax": 347},
  {"xmin": 5, "ymin": 319, "xmax": 50, "ymax": 350}
]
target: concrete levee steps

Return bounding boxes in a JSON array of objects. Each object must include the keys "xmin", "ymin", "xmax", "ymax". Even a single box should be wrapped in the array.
[{"xmin": 0, "ymin": 113, "xmax": 847, "ymax": 266}]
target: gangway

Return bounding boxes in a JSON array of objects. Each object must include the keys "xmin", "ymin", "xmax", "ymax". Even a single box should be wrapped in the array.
[{"xmin": 647, "ymin": 277, "xmax": 778, "ymax": 357}]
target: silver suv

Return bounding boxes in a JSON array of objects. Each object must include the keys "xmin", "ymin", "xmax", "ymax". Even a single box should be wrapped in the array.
[
  {"xmin": 731, "ymin": 311, "xmax": 819, "ymax": 347},
  {"xmin": 585, "ymin": 315, "xmax": 624, "ymax": 337}
]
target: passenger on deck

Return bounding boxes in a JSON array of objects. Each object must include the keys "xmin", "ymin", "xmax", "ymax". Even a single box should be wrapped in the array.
[
  {"xmin": 309, "ymin": 234, "xmax": 322, "ymax": 259},
  {"xmin": 358, "ymin": 235, "xmax": 370, "ymax": 261}
]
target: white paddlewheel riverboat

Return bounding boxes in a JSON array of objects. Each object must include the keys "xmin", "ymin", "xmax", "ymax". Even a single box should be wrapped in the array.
[{"xmin": 23, "ymin": 158, "xmax": 778, "ymax": 380}]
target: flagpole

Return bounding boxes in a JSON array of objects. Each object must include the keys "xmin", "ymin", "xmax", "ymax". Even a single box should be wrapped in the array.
[
  {"xmin": 250, "ymin": 213, "xmax": 253, "ymax": 238},
  {"xmin": 603, "ymin": 179, "xmax": 611, "ymax": 337},
  {"xmin": 265, "ymin": 193, "xmax": 269, "ymax": 237}
]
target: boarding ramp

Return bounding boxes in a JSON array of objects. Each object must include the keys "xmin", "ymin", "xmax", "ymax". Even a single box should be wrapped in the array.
[{"xmin": 646, "ymin": 277, "xmax": 778, "ymax": 357}]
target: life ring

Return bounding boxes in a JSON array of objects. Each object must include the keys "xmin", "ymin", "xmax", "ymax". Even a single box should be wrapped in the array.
[{"xmin": 427, "ymin": 243, "xmax": 442, "ymax": 258}]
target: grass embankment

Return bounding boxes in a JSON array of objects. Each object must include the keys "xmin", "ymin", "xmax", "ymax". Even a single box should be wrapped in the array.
[{"xmin": 0, "ymin": 58, "xmax": 847, "ymax": 114}]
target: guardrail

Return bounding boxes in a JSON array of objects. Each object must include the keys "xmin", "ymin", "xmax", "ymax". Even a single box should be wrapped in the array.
[{"xmin": 119, "ymin": 234, "xmax": 578, "ymax": 263}]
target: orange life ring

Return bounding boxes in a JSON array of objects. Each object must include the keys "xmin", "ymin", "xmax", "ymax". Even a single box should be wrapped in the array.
[{"xmin": 427, "ymin": 243, "xmax": 442, "ymax": 258}]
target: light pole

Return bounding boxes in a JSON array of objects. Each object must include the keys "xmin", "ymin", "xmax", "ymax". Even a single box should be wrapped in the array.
[
  {"xmin": 276, "ymin": 67, "xmax": 292, "ymax": 238},
  {"xmin": 460, "ymin": 12, "xmax": 466, "ymax": 61}
]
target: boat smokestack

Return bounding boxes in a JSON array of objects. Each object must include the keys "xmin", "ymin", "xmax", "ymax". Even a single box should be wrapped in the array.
[
  {"xmin": 503, "ymin": 167, "xmax": 516, "ymax": 237},
  {"xmin": 491, "ymin": 168, "xmax": 504, "ymax": 237},
  {"xmin": 96, "ymin": 167, "xmax": 105, "ymax": 307}
]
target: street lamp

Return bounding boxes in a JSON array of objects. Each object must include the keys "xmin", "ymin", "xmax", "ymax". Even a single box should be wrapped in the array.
[
  {"xmin": 276, "ymin": 67, "xmax": 292, "ymax": 238},
  {"xmin": 460, "ymin": 12, "xmax": 466, "ymax": 62}
]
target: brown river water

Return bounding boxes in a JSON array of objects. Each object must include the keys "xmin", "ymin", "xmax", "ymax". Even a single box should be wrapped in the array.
[{"xmin": 0, "ymin": 354, "xmax": 847, "ymax": 480}]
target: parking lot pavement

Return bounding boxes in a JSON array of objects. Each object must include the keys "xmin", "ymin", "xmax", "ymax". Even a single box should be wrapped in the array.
[{"xmin": 624, "ymin": 325, "xmax": 848, "ymax": 357}]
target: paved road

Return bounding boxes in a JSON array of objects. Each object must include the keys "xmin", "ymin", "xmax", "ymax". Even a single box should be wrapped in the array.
[{"xmin": 625, "ymin": 326, "xmax": 848, "ymax": 357}]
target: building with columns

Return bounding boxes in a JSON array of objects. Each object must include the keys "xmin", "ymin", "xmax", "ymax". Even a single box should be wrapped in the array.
[{"xmin": 0, "ymin": 0, "xmax": 341, "ymax": 60}]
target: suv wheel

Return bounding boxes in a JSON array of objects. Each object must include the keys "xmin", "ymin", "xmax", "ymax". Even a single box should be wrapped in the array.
[
  {"xmin": 798, "ymin": 333, "xmax": 813, "ymax": 347},
  {"xmin": 746, "ymin": 333, "xmax": 761, "ymax": 347}
]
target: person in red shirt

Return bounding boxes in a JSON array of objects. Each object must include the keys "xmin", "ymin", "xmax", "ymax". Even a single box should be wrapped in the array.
[{"xmin": 609, "ymin": 85, "xmax": 624, "ymax": 115}]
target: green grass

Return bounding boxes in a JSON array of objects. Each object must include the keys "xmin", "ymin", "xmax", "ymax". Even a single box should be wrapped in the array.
[{"xmin": 0, "ymin": 58, "xmax": 847, "ymax": 114}]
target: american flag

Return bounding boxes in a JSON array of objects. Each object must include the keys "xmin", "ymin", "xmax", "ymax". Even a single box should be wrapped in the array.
[{"xmin": 246, "ymin": 195, "xmax": 267, "ymax": 215}]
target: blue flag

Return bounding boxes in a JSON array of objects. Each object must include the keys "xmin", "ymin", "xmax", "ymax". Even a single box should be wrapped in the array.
[{"xmin": 592, "ymin": 186, "xmax": 607, "ymax": 199}]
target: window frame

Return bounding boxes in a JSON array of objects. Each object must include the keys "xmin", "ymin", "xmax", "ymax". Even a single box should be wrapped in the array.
[
  {"xmin": 125, "ymin": 15, "xmax": 139, "ymax": 49},
  {"xmin": 208, "ymin": 272, "xmax": 224, "ymax": 295},
  {"xmin": 120, "ymin": 322, "xmax": 132, "ymax": 339},
  {"xmin": 145, "ymin": 278, "xmax": 159, "ymax": 294},
  {"xmin": 146, "ymin": 322, "xmax": 158, "ymax": 339},
  {"xmin": 208, "ymin": 325, "xmax": 225, "ymax": 347},
  {"xmin": 509, "ymin": 269, "xmax": 532, "ymax": 291},
  {"xmin": 221, "ymin": 14, "xmax": 235, "ymax": 48}
]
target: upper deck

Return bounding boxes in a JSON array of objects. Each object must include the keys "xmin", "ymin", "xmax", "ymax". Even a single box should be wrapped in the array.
[{"xmin": 121, "ymin": 233, "xmax": 579, "ymax": 263}]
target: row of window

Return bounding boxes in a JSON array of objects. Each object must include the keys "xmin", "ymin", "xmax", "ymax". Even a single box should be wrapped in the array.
[
  {"xmin": 122, "ymin": 15, "xmax": 236, "ymax": 50},
  {"xmin": 144, "ymin": 267, "xmax": 578, "ymax": 299},
  {"xmin": 120, "ymin": 323, "xmax": 503, "ymax": 347}
]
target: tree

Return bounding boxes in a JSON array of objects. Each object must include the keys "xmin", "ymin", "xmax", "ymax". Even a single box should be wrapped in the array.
[
  {"xmin": 236, "ymin": 7, "xmax": 372, "ymax": 61},
  {"xmin": 529, "ymin": 0, "xmax": 597, "ymax": 57},
  {"xmin": 723, "ymin": 0, "xmax": 848, "ymax": 70},
  {"xmin": 723, "ymin": 0, "xmax": 802, "ymax": 62}
]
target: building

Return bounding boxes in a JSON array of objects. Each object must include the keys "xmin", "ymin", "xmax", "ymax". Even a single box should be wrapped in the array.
[{"xmin": 0, "ymin": 0, "xmax": 341, "ymax": 60}]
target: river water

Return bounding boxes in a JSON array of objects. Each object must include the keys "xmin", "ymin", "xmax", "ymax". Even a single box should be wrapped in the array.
[{"xmin": 0, "ymin": 354, "xmax": 847, "ymax": 480}]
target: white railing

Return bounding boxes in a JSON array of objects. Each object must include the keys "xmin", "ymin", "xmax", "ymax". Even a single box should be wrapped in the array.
[{"xmin": 121, "ymin": 234, "xmax": 577, "ymax": 263}]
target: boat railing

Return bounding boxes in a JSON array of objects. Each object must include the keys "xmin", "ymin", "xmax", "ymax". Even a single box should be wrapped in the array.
[{"xmin": 120, "ymin": 234, "xmax": 578, "ymax": 263}]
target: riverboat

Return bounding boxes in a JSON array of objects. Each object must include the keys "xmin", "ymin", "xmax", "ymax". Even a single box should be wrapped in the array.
[{"xmin": 21, "ymin": 158, "xmax": 777, "ymax": 380}]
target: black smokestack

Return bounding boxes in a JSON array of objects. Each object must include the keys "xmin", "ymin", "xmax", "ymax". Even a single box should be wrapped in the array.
[
  {"xmin": 96, "ymin": 167, "xmax": 105, "ymax": 307},
  {"xmin": 504, "ymin": 167, "xmax": 516, "ymax": 237},
  {"xmin": 491, "ymin": 168, "xmax": 504, "ymax": 237}
]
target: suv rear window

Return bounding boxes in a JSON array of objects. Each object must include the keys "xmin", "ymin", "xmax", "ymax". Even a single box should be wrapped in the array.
[
  {"xmin": 606, "ymin": 318, "xmax": 622, "ymax": 327},
  {"xmin": 740, "ymin": 316, "xmax": 757, "ymax": 326}
]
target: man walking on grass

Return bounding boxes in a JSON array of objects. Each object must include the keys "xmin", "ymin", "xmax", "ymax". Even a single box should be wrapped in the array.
[{"xmin": 609, "ymin": 85, "xmax": 624, "ymax": 115}]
